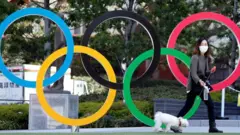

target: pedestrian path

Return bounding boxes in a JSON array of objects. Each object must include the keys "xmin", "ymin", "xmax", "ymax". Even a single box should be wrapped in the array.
[{"xmin": 0, "ymin": 126, "xmax": 240, "ymax": 133}]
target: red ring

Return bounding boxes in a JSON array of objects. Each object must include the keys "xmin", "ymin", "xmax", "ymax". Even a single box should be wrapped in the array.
[{"xmin": 166, "ymin": 12, "xmax": 240, "ymax": 92}]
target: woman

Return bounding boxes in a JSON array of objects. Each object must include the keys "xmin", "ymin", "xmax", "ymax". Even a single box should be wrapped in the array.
[{"xmin": 171, "ymin": 37, "xmax": 223, "ymax": 133}]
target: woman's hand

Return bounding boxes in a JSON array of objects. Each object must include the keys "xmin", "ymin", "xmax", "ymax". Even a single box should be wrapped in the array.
[
  {"xmin": 199, "ymin": 80, "xmax": 206, "ymax": 87},
  {"xmin": 211, "ymin": 66, "xmax": 216, "ymax": 73}
]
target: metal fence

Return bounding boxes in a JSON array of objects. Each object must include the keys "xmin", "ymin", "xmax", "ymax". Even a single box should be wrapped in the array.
[{"xmin": 153, "ymin": 98, "xmax": 240, "ymax": 120}]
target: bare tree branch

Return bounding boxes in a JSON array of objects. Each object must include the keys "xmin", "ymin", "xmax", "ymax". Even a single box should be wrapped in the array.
[
  {"xmin": 50, "ymin": 1, "xmax": 57, "ymax": 5},
  {"xmin": 116, "ymin": 27, "xmax": 125, "ymax": 40},
  {"xmin": 205, "ymin": 26, "xmax": 227, "ymax": 39},
  {"xmin": 31, "ymin": 0, "xmax": 44, "ymax": 8}
]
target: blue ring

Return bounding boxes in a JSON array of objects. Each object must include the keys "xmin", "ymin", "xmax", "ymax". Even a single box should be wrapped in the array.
[{"xmin": 0, "ymin": 8, "xmax": 74, "ymax": 88}]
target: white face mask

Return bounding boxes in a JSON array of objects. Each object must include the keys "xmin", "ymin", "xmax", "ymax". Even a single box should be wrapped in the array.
[{"xmin": 199, "ymin": 46, "xmax": 208, "ymax": 54}]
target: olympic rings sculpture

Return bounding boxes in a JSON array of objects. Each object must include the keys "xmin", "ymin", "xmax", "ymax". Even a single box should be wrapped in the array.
[{"xmin": 0, "ymin": 8, "xmax": 239, "ymax": 127}]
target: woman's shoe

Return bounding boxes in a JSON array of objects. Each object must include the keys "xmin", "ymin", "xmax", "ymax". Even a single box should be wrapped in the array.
[{"xmin": 209, "ymin": 122, "xmax": 223, "ymax": 133}]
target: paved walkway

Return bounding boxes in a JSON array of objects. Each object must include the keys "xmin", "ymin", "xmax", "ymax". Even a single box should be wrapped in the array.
[{"xmin": 0, "ymin": 127, "xmax": 240, "ymax": 133}]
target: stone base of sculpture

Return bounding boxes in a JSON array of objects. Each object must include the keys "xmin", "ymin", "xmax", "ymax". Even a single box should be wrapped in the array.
[{"xmin": 28, "ymin": 91, "xmax": 79, "ymax": 130}]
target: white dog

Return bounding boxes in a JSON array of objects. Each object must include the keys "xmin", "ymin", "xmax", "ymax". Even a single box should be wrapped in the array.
[{"xmin": 153, "ymin": 112, "xmax": 189, "ymax": 132}]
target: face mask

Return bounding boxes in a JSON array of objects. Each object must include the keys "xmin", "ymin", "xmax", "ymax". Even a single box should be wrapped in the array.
[{"xmin": 199, "ymin": 46, "xmax": 208, "ymax": 54}]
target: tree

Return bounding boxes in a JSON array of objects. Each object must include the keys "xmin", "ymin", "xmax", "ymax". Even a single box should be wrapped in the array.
[
  {"xmin": 0, "ymin": 0, "xmax": 49, "ymax": 66},
  {"xmin": 0, "ymin": 0, "xmax": 71, "ymax": 66},
  {"xmin": 67, "ymin": 0, "xmax": 238, "ymax": 77},
  {"xmin": 2, "ymin": 0, "xmax": 239, "ymax": 82},
  {"xmin": 67, "ymin": 0, "xmax": 152, "ymax": 77}
]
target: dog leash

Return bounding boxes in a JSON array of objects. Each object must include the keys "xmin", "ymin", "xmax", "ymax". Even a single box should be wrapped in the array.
[{"xmin": 200, "ymin": 72, "xmax": 213, "ymax": 100}]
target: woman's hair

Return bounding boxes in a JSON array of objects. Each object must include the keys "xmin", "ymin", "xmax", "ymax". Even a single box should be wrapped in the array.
[{"xmin": 193, "ymin": 37, "xmax": 212, "ymax": 57}]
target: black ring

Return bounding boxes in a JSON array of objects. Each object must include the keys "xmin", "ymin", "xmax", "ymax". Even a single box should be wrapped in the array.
[{"xmin": 81, "ymin": 10, "xmax": 161, "ymax": 90}]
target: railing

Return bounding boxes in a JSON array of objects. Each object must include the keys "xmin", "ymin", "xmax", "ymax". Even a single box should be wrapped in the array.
[{"xmin": 153, "ymin": 98, "xmax": 240, "ymax": 120}]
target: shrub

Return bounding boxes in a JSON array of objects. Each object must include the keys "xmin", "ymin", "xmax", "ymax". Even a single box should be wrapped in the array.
[
  {"xmin": 210, "ymin": 90, "xmax": 237, "ymax": 103},
  {"xmin": 77, "ymin": 76, "xmax": 238, "ymax": 103},
  {"xmin": 79, "ymin": 84, "xmax": 187, "ymax": 102},
  {"xmin": 0, "ymin": 120, "xmax": 22, "ymax": 130},
  {"xmin": 0, "ymin": 78, "xmax": 237, "ymax": 130},
  {"xmin": 79, "ymin": 101, "xmax": 153, "ymax": 128},
  {"xmin": 0, "ymin": 101, "xmax": 153, "ymax": 129},
  {"xmin": 0, "ymin": 104, "xmax": 28, "ymax": 130}
]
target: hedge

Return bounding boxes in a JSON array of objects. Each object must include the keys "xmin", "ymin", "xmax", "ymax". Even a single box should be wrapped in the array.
[
  {"xmin": 79, "ymin": 85, "xmax": 237, "ymax": 103},
  {"xmin": 0, "ymin": 101, "xmax": 152, "ymax": 129},
  {"xmin": 72, "ymin": 76, "xmax": 185, "ymax": 94},
  {"xmin": 79, "ymin": 101, "xmax": 153, "ymax": 128},
  {"xmin": 0, "ymin": 104, "xmax": 28, "ymax": 130},
  {"xmin": 75, "ymin": 76, "xmax": 237, "ymax": 103},
  {"xmin": 0, "ymin": 78, "xmax": 238, "ymax": 130},
  {"xmin": 0, "ymin": 94, "xmax": 237, "ymax": 130}
]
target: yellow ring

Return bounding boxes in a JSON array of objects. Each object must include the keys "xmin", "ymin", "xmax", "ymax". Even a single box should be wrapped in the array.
[{"xmin": 36, "ymin": 45, "xmax": 117, "ymax": 126}]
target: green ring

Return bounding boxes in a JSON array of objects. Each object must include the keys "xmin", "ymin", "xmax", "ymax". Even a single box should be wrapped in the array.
[{"xmin": 123, "ymin": 48, "xmax": 202, "ymax": 128}]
